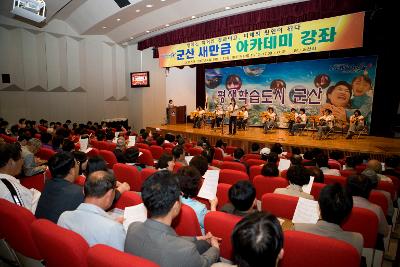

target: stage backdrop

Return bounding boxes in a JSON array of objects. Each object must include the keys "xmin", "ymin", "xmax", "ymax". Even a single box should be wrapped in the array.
[{"xmin": 205, "ymin": 56, "xmax": 378, "ymax": 133}]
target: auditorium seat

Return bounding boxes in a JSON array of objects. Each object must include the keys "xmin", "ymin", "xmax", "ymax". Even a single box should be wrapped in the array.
[
  {"xmin": 219, "ymin": 169, "xmax": 249, "ymax": 185},
  {"xmin": 172, "ymin": 161, "xmax": 183, "ymax": 173},
  {"xmin": 249, "ymin": 165, "xmax": 262, "ymax": 182},
  {"xmin": 164, "ymin": 147, "xmax": 172, "ymax": 155},
  {"xmin": 89, "ymin": 140, "xmax": 99, "ymax": 149},
  {"xmin": 242, "ymin": 153, "xmax": 261, "ymax": 161},
  {"xmin": 99, "ymin": 150, "xmax": 118, "ymax": 169},
  {"xmin": 172, "ymin": 204, "xmax": 202, "ymax": 237},
  {"xmin": 20, "ymin": 173, "xmax": 45, "ymax": 192},
  {"xmin": 74, "ymin": 175, "xmax": 86, "ymax": 187},
  {"xmin": 162, "ymin": 143, "xmax": 174, "ymax": 149},
  {"xmin": 138, "ymin": 148, "xmax": 155, "ymax": 167},
  {"xmin": 340, "ymin": 169, "xmax": 357, "ymax": 177},
  {"xmin": 216, "ymin": 183, "xmax": 232, "ymax": 210},
  {"xmin": 211, "ymin": 159, "xmax": 223, "ymax": 169},
  {"xmin": 377, "ymin": 181, "xmax": 396, "ymax": 200},
  {"xmin": 328, "ymin": 160, "xmax": 341, "ymax": 170},
  {"xmin": 369, "ymin": 191, "xmax": 389, "ymax": 215},
  {"xmin": 136, "ymin": 143, "xmax": 150, "ymax": 150},
  {"xmin": 105, "ymin": 142, "xmax": 117, "ymax": 152},
  {"xmin": 355, "ymin": 164, "xmax": 367, "ymax": 174},
  {"xmin": 188, "ymin": 147, "xmax": 203, "ymax": 156},
  {"xmin": 0, "ymin": 134, "xmax": 17, "ymax": 143},
  {"xmin": 183, "ymin": 143, "xmax": 193, "ymax": 153},
  {"xmin": 280, "ymin": 231, "xmax": 360, "ymax": 267},
  {"xmin": 245, "ymin": 159, "xmax": 266, "ymax": 167},
  {"xmin": 222, "ymin": 155, "xmax": 234, "ymax": 161},
  {"xmin": 310, "ymin": 182, "xmax": 327, "ymax": 200},
  {"xmin": 114, "ymin": 191, "xmax": 143, "ymax": 210},
  {"xmin": 113, "ymin": 163, "xmax": 141, "ymax": 191},
  {"xmin": 261, "ymin": 193, "xmax": 298, "ymax": 220},
  {"xmin": 87, "ymin": 244, "xmax": 159, "ymax": 267},
  {"xmin": 31, "ymin": 219, "xmax": 89, "ymax": 267},
  {"xmin": 214, "ymin": 147, "xmax": 224, "ymax": 160},
  {"xmin": 149, "ymin": 145, "xmax": 164, "ymax": 160},
  {"xmin": 324, "ymin": 175, "xmax": 347, "ymax": 186},
  {"xmin": 204, "ymin": 211, "xmax": 241, "ymax": 260},
  {"xmin": 280, "ymin": 169, "xmax": 288, "ymax": 178},
  {"xmin": 86, "ymin": 148, "xmax": 100, "ymax": 158},
  {"xmin": 253, "ymin": 176, "xmax": 288, "ymax": 200},
  {"xmin": 0, "ymin": 199, "xmax": 42, "ymax": 266},
  {"xmin": 224, "ymin": 146, "xmax": 237, "ymax": 155},
  {"xmin": 140, "ymin": 168, "xmax": 157, "ymax": 189},
  {"xmin": 97, "ymin": 141, "xmax": 108, "ymax": 151},
  {"xmin": 35, "ymin": 147, "xmax": 56, "ymax": 161},
  {"xmin": 220, "ymin": 161, "xmax": 247, "ymax": 173}
]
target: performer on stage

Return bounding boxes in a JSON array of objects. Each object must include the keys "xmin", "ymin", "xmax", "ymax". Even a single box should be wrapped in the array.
[
  {"xmin": 237, "ymin": 106, "xmax": 249, "ymax": 130},
  {"xmin": 287, "ymin": 108, "xmax": 297, "ymax": 133},
  {"xmin": 228, "ymin": 98, "xmax": 239, "ymax": 135},
  {"xmin": 211, "ymin": 105, "xmax": 224, "ymax": 129},
  {"xmin": 289, "ymin": 108, "xmax": 307, "ymax": 135},
  {"xmin": 191, "ymin": 107, "xmax": 204, "ymax": 128},
  {"xmin": 317, "ymin": 109, "xmax": 335, "ymax": 139},
  {"xmin": 166, "ymin": 99, "xmax": 174, "ymax": 124},
  {"xmin": 346, "ymin": 110, "xmax": 365, "ymax": 139},
  {"xmin": 263, "ymin": 107, "xmax": 276, "ymax": 133}
]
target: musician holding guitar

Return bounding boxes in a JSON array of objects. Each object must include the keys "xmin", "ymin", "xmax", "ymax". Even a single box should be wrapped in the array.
[
  {"xmin": 287, "ymin": 108, "xmax": 297, "ymax": 133},
  {"xmin": 289, "ymin": 108, "xmax": 307, "ymax": 135},
  {"xmin": 317, "ymin": 108, "xmax": 335, "ymax": 139},
  {"xmin": 263, "ymin": 107, "xmax": 277, "ymax": 133},
  {"xmin": 346, "ymin": 110, "xmax": 365, "ymax": 139},
  {"xmin": 211, "ymin": 105, "xmax": 224, "ymax": 129},
  {"xmin": 191, "ymin": 106, "xmax": 205, "ymax": 128},
  {"xmin": 228, "ymin": 98, "xmax": 239, "ymax": 135},
  {"xmin": 237, "ymin": 106, "xmax": 249, "ymax": 130}
]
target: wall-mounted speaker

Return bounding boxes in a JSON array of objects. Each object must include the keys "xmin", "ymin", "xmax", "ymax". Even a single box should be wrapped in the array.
[
  {"xmin": 2, "ymin": 74, "xmax": 10, "ymax": 83},
  {"xmin": 114, "ymin": 0, "xmax": 131, "ymax": 8}
]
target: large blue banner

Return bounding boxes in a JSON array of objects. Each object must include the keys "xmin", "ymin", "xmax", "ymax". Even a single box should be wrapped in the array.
[{"xmin": 205, "ymin": 56, "xmax": 377, "ymax": 132}]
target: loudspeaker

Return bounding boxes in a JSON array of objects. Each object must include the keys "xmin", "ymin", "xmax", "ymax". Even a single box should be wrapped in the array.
[
  {"xmin": 113, "ymin": 0, "xmax": 130, "ymax": 8},
  {"xmin": 2, "ymin": 74, "xmax": 10, "ymax": 83}
]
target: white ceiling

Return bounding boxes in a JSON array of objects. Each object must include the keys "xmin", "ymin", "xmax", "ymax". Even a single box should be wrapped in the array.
[{"xmin": 2, "ymin": 0, "xmax": 308, "ymax": 44}]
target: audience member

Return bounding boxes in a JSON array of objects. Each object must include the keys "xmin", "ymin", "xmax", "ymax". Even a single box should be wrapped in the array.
[
  {"xmin": 316, "ymin": 154, "xmax": 340, "ymax": 176},
  {"xmin": 172, "ymin": 145, "xmax": 187, "ymax": 166},
  {"xmin": 220, "ymin": 181, "xmax": 256, "ymax": 217},
  {"xmin": 261, "ymin": 163, "xmax": 279, "ymax": 177},
  {"xmin": 21, "ymin": 138, "xmax": 47, "ymax": 176},
  {"xmin": 190, "ymin": 155, "xmax": 209, "ymax": 176},
  {"xmin": 366, "ymin": 159, "xmax": 393, "ymax": 183},
  {"xmin": 274, "ymin": 165, "xmax": 314, "ymax": 200},
  {"xmin": 156, "ymin": 153, "xmax": 175, "ymax": 172},
  {"xmin": 250, "ymin": 143, "xmax": 260, "ymax": 154},
  {"xmin": 307, "ymin": 166, "xmax": 324, "ymax": 183},
  {"xmin": 124, "ymin": 147, "xmax": 144, "ymax": 171}
]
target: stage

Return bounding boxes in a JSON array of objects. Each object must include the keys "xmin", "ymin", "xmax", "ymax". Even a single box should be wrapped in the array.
[{"xmin": 147, "ymin": 124, "xmax": 400, "ymax": 161}]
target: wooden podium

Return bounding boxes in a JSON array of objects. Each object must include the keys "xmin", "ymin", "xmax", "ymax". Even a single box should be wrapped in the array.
[{"xmin": 167, "ymin": 106, "xmax": 186, "ymax": 124}]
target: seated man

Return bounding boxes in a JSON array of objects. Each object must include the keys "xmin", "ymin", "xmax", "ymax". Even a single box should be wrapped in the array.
[
  {"xmin": 316, "ymin": 154, "xmax": 341, "ymax": 176},
  {"xmin": 346, "ymin": 110, "xmax": 365, "ymax": 139},
  {"xmin": 295, "ymin": 184, "xmax": 364, "ymax": 255},
  {"xmin": 0, "ymin": 143, "xmax": 41, "ymax": 213},
  {"xmin": 212, "ymin": 212, "xmax": 284, "ymax": 267},
  {"xmin": 366, "ymin": 159, "xmax": 393, "ymax": 183},
  {"xmin": 220, "ymin": 181, "xmax": 256, "ymax": 217},
  {"xmin": 124, "ymin": 170, "xmax": 220, "ymax": 267},
  {"xmin": 263, "ymin": 107, "xmax": 277, "ymax": 133},
  {"xmin": 346, "ymin": 174, "xmax": 389, "ymax": 237},
  {"xmin": 21, "ymin": 138, "xmax": 47, "ymax": 176},
  {"xmin": 274, "ymin": 165, "xmax": 314, "ymax": 200},
  {"xmin": 172, "ymin": 145, "xmax": 188, "ymax": 167},
  {"xmin": 189, "ymin": 155, "xmax": 209, "ymax": 177},
  {"xmin": 289, "ymin": 108, "xmax": 307, "ymax": 136},
  {"xmin": 58, "ymin": 171, "xmax": 126, "ymax": 251},
  {"xmin": 317, "ymin": 109, "xmax": 334, "ymax": 139}
]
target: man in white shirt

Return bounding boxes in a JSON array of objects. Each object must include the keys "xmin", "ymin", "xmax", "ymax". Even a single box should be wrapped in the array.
[
  {"xmin": 58, "ymin": 170, "xmax": 126, "ymax": 251},
  {"xmin": 289, "ymin": 108, "xmax": 307, "ymax": 135},
  {"xmin": 0, "ymin": 143, "xmax": 41, "ymax": 213},
  {"xmin": 263, "ymin": 107, "xmax": 277, "ymax": 133},
  {"xmin": 346, "ymin": 110, "xmax": 365, "ymax": 139},
  {"xmin": 366, "ymin": 160, "xmax": 393, "ymax": 183},
  {"xmin": 228, "ymin": 99, "xmax": 239, "ymax": 135},
  {"xmin": 211, "ymin": 105, "xmax": 224, "ymax": 129},
  {"xmin": 317, "ymin": 109, "xmax": 335, "ymax": 139},
  {"xmin": 316, "ymin": 154, "xmax": 341, "ymax": 176},
  {"xmin": 237, "ymin": 106, "xmax": 249, "ymax": 130}
]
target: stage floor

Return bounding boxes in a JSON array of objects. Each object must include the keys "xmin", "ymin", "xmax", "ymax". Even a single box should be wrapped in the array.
[{"xmin": 148, "ymin": 124, "xmax": 400, "ymax": 159}]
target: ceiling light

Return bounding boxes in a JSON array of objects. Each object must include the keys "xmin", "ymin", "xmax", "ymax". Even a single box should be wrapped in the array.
[
  {"xmin": 225, "ymin": 6, "xmax": 231, "ymax": 10},
  {"xmin": 116, "ymin": 18, "xmax": 121, "ymax": 21},
  {"xmin": 102, "ymin": 26, "xmax": 107, "ymax": 29},
  {"xmin": 191, "ymin": 15, "xmax": 196, "ymax": 19},
  {"xmin": 130, "ymin": 37, "xmax": 134, "ymax": 39},
  {"xmin": 161, "ymin": 0, "xmax": 166, "ymax": 1},
  {"xmin": 146, "ymin": 30, "xmax": 150, "ymax": 33},
  {"xmin": 136, "ymin": 9, "xmax": 140, "ymax": 12},
  {"xmin": 146, "ymin": 4, "xmax": 153, "ymax": 7},
  {"xmin": 165, "ymin": 24, "xmax": 170, "ymax": 27}
]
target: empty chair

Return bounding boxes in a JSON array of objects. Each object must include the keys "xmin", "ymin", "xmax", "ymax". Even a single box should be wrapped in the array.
[
  {"xmin": 31, "ymin": 219, "xmax": 89, "ymax": 267},
  {"xmin": 224, "ymin": 146, "xmax": 237, "ymax": 155},
  {"xmin": 324, "ymin": 175, "xmax": 346, "ymax": 186},
  {"xmin": 220, "ymin": 161, "xmax": 247, "ymax": 173},
  {"xmin": 138, "ymin": 148, "xmax": 155, "ymax": 167},
  {"xmin": 171, "ymin": 204, "xmax": 202, "ymax": 237},
  {"xmin": 113, "ymin": 163, "xmax": 141, "ymax": 191},
  {"xmin": 35, "ymin": 148, "xmax": 56, "ymax": 161},
  {"xmin": 222, "ymin": 155, "xmax": 234, "ymax": 161},
  {"xmin": 135, "ymin": 143, "xmax": 150, "ymax": 150},
  {"xmin": 253, "ymin": 176, "xmax": 288, "ymax": 200},
  {"xmin": 99, "ymin": 150, "xmax": 118, "ymax": 169},
  {"xmin": 149, "ymin": 146, "xmax": 164, "ymax": 160},
  {"xmin": 114, "ymin": 191, "xmax": 143, "ymax": 210},
  {"xmin": 310, "ymin": 182, "xmax": 327, "ymax": 200},
  {"xmin": 219, "ymin": 169, "xmax": 249, "ymax": 185},
  {"xmin": 249, "ymin": 165, "xmax": 262, "ymax": 182},
  {"xmin": 216, "ymin": 183, "xmax": 232, "ymax": 210},
  {"xmin": 261, "ymin": 193, "xmax": 298, "ymax": 220},
  {"xmin": 280, "ymin": 231, "xmax": 360, "ymax": 267},
  {"xmin": 87, "ymin": 244, "xmax": 159, "ymax": 267},
  {"xmin": 0, "ymin": 199, "xmax": 42, "ymax": 266},
  {"xmin": 188, "ymin": 147, "xmax": 203, "ymax": 156},
  {"xmin": 204, "ymin": 211, "xmax": 241, "ymax": 260}
]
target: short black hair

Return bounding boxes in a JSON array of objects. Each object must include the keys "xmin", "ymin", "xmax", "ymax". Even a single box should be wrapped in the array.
[
  {"xmin": 267, "ymin": 152, "xmax": 279, "ymax": 164},
  {"xmin": 315, "ymin": 154, "xmax": 329, "ymax": 168},
  {"xmin": 329, "ymin": 150, "xmax": 344, "ymax": 161},
  {"xmin": 215, "ymin": 139, "xmax": 225, "ymax": 148},
  {"xmin": 232, "ymin": 212, "xmax": 283, "ymax": 267},
  {"xmin": 201, "ymin": 147, "xmax": 215, "ymax": 164},
  {"xmin": 234, "ymin": 148, "xmax": 245, "ymax": 160},
  {"xmin": 172, "ymin": 145, "xmax": 184, "ymax": 160},
  {"xmin": 48, "ymin": 152, "xmax": 76, "ymax": 178},
  {"xmin": 189, "ymin": 155, "xmax": 209, "ymax": 176},
  {"xmin": 307, "ymin": 166, "xmax": 324, "ymax": 183},
  {"xmin": 261, "ymin": 163, "xmax": 279, "ymax": 177},
  {"xmin": 73, "ymin": 151, "xmax": 88, "ymax": 175},
  {"xmin": 156, "ymin": 153, "xmax": 173, "ymax": 169},
  {"xmin": 319, "ymin": 183, "xmax": 353, "ymax": 225},
  {"xmin": 286, "ymin": 165, "xmax": 310, "ymax": 186},
  {"xmin": 19, "ymin": 118, "xmax": 26, "ymax": 124},
  {"xmin": 40, "ymin": 132, "xmax": 52, "ymax": 144},
  {"xmin": 299, "ymin": 108, "xmax": 305, "ymax": 113},
  {"xmin": 62, "ymin": 139, "xmax": 75, "ymax": 152},
  {"xmin": 156, "ymin": 136, "xmax": 165, "ymax": 146},
  {"xmin": 251, "ymin": 143, "xmax": 260, "ymax": 152},
  {"xmin": 0, "ymin": 143, "xmax": 21, "ymax": 168},
  {"xmin": 85, "ymin": 156, "xmax": 108, "ymax": 177},
  {"xmin": 106, "ymin": 131, "xmax": 114, "ymax": 141},
  {"xmin": 141, "ymin": 170, "xmax": 181, "ymax": 217},
  {"xmin": 229, "ymin": 181, "xmax": 256, "ymax": 211},
  {"xmin": 270, "ymin": 143, "xmax": 283, "ymax": 155},
  {"xmin": 290, "ymin": 155, "xmax": 303, "ymax": 166},
  {"xmin": 291, "ymin": 147, "xmax": 301, "ymax": 155},
  {"xmin": 346, "ymin": 174, "xmax": 373, "ymax": 199},
  {"xmin": 114, "ymin": 149, "xmax": 126, "ymax": 163},
  {"xmin": 177, "ymin": 166, "xmax": 202, "ymax": 198},
  {"xmin": 84, "ymin": 171, "xmax": 116, "ymax": 198},
  {"xmin": 125, "ymin": 147, "xmax": 140, "ymax": 163}
]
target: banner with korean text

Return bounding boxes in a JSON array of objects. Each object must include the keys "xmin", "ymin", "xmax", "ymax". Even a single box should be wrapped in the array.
[
  {"xmin": 205, "ymin": 56, "xmax": 377, "ymax": 133},
  {"xmin": 158, "ymin": 12, "xmax": 364, "ymax": 68}
]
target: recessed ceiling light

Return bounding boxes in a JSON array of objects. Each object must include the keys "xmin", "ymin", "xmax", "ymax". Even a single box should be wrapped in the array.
[
  {"xmin": 146, "ymin": 30, "xmax": 150, "ymax": 33},
  {"xmin": 146, "ymin": 4, "xmax": 153, "ymax": 7},
  {"xmin": 225, "ymin": 6, "xmax": 231, "ymax": 10},
  {"xmin": 116, "ymin": 18, "xmax": 121, "ymax": 21},
  {"xmin": 161, "ymin": 0, "xmax": 166, "ymax": 1},
  {"xmin": 130, "ymin": 37, "xmax": 134, "ymax": 39},
  {"xmin": 102, "ymin": 26, "xmax": 107, "ymax": 29},
  {"xmin": 191, "ymin": 15, "xmax": 196, "ymax": 19},
  {"xmin": 136, "ymin": 9, "xmax": 140, "ymax": 12},
  {"xmin": 165, "ymin": 24, "xmax": 170, "ymax": 27}
]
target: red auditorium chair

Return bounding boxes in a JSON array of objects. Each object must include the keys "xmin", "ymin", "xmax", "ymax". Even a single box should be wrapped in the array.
[
  {"xmin": 216, "ymin": 183, "xmax": 232, "ymax": 210},
  {"xmin": 149, "ymin": 145, "xmax": 164, "ymax": 160},
  {"xmin": 140, "ymin": 168, "xmax": 157, "ymax": 189},
  {"xmin": 214, "ymin": 147, "xmax": 224, "ymax": 160},
  {"xmin": 310, "ymin": 182, "xmax": 327, "ymax": 200},
  {"xmin": 188, "ymin": 147, "xmax": 203, "ymax": 156},
  {"xmin": 136, "ymin": 143, "xmax": 150, "ymax": 150},
  {"xmin": 0, "ymin": 134, "xmax": 17, "ymax": 143},
  {"xmin": 31, "ymin": 219, "xmax": 89, "ymax": 267},
  {"xmin": 340, "ymin": 169, "xmax": 357, "ymax": 177},
  {"xmin": 97, "ymin": 141, "xmax": 108, "ymax": 150},
  {"xmin": 113, "ymin": 163, "xmax": 141, "ymax": 191},
  {"xmin": 245, "ymin": 159, "xmax": 265, "ymax": 167},
  {"xmin": 253, "ymin": 176, "xmax": 288, "ymax": 200},
  {"xmin": 74, "ymin": 175, "xmax": 86, "ymax": 186},
  {"xmin": 138, "ymin": 148, "xmax": 155, "ymax": 167},
  {"xmin": 222, "ymin": 155, "xmax": 234, "ymax": 161},
  {"xmin": 280, "ymin": 169, "xmax": 288, "ymax": 178},
  {"xmin": 173, "ymin": 161, "xmax": 183, "ymax": 173},
  {"xmin": 355, "ymin": 164, "xmax": 367, "ymax": 174},
  {"xmin": 105, "ymin": 142, "xmax": 117, "ymax": 151},
  {"xmin": 0, "ymin": 199, "xmax": 42, "ymax": 266},
  {"xmin": 280, "ymin": 231, "xmax": 360, "ymax": 267},
  {"xmin": 37, "ymin": 125, "xmax": 47, "ymax": 132},
  {"xmin": 162, "ymin": 143, "xmax": 174, "ymax": 149},
  {"xmin": 99, "ymin": 150, "xmax": 118, "ymax": 169},
  {"xmin": 328, "ymin": 160, "xmax": 341, "ymax": 170},
  {"xmin": 220, "ymin": 161, "xmax": 247, "ymax": 173},
  {"xmin": 377, "ymin": 181, "xmax": 396, "ymax": 200},
  {"xmin": 224, "ymin": 146, "xmax": 237, "ymax": 155},
  {"xmin": 172, "ymin": 204, "xmax": 202, "ymax": 237},
  {"xmin": 261, "ymin": 193, "xmax": 298, "ymax": 220},
  {"xmin": 114, "ymin": 191, "xmax": 143, "ymax": 210},
  {"xmin": 35, "ymin": 147, "xmax": 56, "ymax": 161},
  {"xmin": 204, "ymin": 211, "xmax": 241, "ymax": 260},
  {"xmin": 183, "ymin": 143, "xmax": 193, "ymax": 153},
  {"xmin": 324, "ymin": 175, "xmax": 346, "ymax": 186},
  {"xmin": 249, "ymin": 165, "xmax": 262, "ymax": 182},
  {"xmin": 242, "ymin": 153, "xmax": 261, "ymax": 161},
  {"xmin": 219, "ymin": 169, "xmax": 249, "ymax": 185},
  {"xmin": 87, "ymin": 244, "xmax": 159, "ymax": 267},
  {"xmin": 86, "ymin": 147, "xmax": 100, "ymax": 158},
  {"xmin": 164, "ymin": 147, "xmax": 172, "ymax": 155},
  {"xmin": 89, "ymin": 139, "xmax": 99, "ymax": 149},
  {"xmin": 369, "ymin": 191, "xmax": 389, "ymax": 215},
  {"xmin": 211, "ymin": 160, "xmax": 223, "ymax": 169},
  {"xmin": 20, "ymin": 173, "xmax": 46, "ymax": 192}
]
